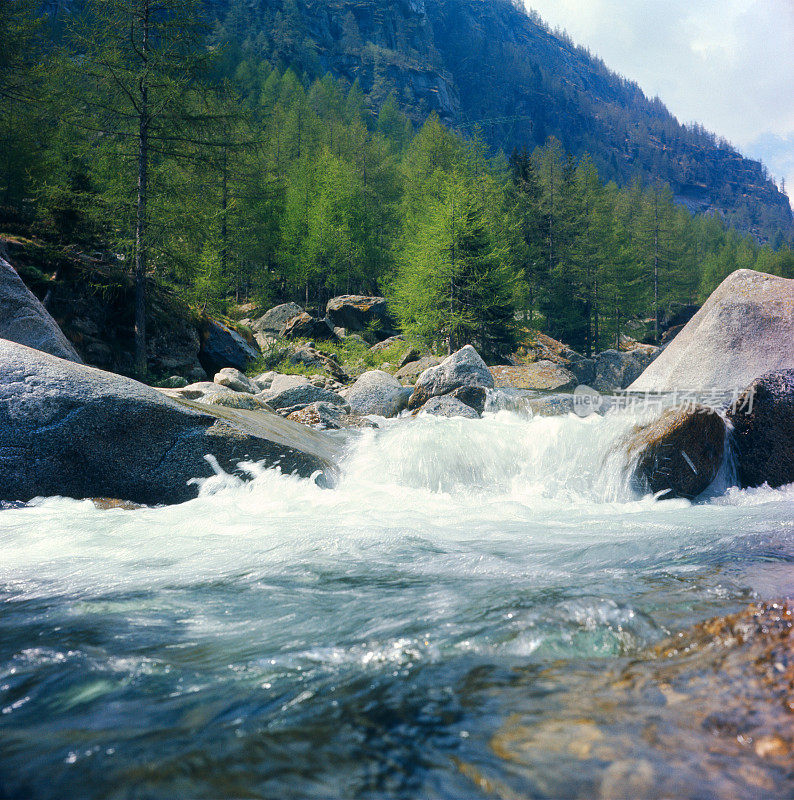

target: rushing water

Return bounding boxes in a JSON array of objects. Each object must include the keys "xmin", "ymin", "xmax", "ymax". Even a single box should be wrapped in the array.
[{"xmin": 2, "ymin": 406, "xmax": 794, "ymax": 799}]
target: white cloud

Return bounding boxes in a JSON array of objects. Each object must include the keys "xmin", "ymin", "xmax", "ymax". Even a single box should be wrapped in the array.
[{"xmin": 526, "ymin": 0, "xmax": 794, "ymax": 203}]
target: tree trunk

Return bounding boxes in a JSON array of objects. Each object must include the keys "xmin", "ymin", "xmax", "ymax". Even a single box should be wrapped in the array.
[{"xmin": 133, "ymin": 0, "xmax": 150, "ymax": 377}]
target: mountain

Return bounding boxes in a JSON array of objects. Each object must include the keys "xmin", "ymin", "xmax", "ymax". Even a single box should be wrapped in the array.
[{"xmin": 212, "ymin": 0, "xmax": 792, "ymax": 240}]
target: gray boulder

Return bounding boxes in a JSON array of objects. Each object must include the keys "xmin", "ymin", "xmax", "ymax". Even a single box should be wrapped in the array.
[
  {"xmin": 629, "ymin": 269, "xmax": 794, "ymax": 392},
  {"xmin": 420, "ymin": 396, "xmax": 480, "ymax": 419},
  {"xmin": 727, "ymin": 368, "xmax": 794, "ymax": 489},
  {"xmin": 263, "ymin": 383, "xmax": 348, "ymax": 414},
  {"xmin": 261, "ymin": 373, "xmax": 310, "ymax": 396},
  {"xmin": 346, "ymin": 370, "xmax": 411, "ymax": 417},
  {"xmin": 593, "ymin": 349, "xmax": 653, "ymax": 393},
  {"xmin": 252, "ymin": 302, "xmax": 304, "ymax": 345},
  {"xmin": 0, "ymin": 255, "xmax": 82, "ymax": 362},
  {"xmin": 408, "ymin": 345, "xmax": 493, "ymax": 410},
  {"xmin": 325, "ymin": 295, "xmax": 397, "ymax": 341},
  {"xmin": 281, "ymin": 312, "xmax": 335, "ymax": 340},
  {"xmin": 214, "ymin": 367, "xmax": 258, "ymax": 394},
  {"xmin": 0, "ymin": 340, "xmax": 338, "ymax": 505}
]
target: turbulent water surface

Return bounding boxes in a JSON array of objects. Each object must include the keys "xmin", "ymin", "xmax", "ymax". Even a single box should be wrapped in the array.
[{"xmin": 2, "ymin": 408, "xmax": 793, "ymax": 799}]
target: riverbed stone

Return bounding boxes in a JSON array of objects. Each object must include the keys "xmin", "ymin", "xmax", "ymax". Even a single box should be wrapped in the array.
[
  {"xmin": 419, "ymin": 395, "xmax": 480, "ymax": 419},
  {"xmin": 629, "ymin": 269, "xmax": 794, "ymax": 392},
  {"xmin": 263, "ymin": 383, "xmax": 348, "ymax": 413},
  {"xmin": 0, "ymin": 339, "xmax": 338, "ymax": 505},
  {"xmin": 214, "ymin": 367, "xmax": 258, "ymax": 394},
  {"xmin": 727, "ymin": 368, "xmax": 794, "ymax": 489},
  {"xmin": 624, "ymin": 405, "xmax": 726, "ymax": 499},
  {"xmin": 408, "ymin": 345, "xmax": 494, "ymax": 410},
  {"xmin": 346, "ymin": 370, "xmax": 410, "ymax": 417},
  {"xmin": 0, "ymin": 255, "xmax": 83, "ymax": 363},
  {"xmin": 491, "ymin": 361, "xmax": 577, "ymax": 392},
  {"xmin": 394, "ymin": 355, "xmax": 443, "ymax": 385},
  {"xmin": 594, "ymin": 349, "xmax": 654, "ymax": 393}
]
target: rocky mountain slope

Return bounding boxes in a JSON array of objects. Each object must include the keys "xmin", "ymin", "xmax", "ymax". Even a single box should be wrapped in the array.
[{"xmin": 213, "ymin": 0, "xmax": 792, "ymax": 239}]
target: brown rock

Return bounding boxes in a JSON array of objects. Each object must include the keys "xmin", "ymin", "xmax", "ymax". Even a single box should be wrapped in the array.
[
  {"xmin": 491, "ymin": 361, "xmax": 577, "ymax": 392},
  {"xmin": 624, "ymin": 406, "xmax": 726, "ymax": 499}
]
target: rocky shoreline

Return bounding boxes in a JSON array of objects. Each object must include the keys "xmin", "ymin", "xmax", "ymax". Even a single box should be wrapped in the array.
[{"xmin": 1, "ymin": 254, "xmax": 793, "ymax": 505}]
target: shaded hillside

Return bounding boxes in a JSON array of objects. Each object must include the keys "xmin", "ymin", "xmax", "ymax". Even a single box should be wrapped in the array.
[{"xmin": 212, "ymin": 0, "xmax": 792, "ymax": 239}]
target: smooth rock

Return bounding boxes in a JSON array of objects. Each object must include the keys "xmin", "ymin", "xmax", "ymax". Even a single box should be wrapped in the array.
[
  {"xmin": 0, "ymin": 255, "xmax": 83, "ymax": 362},
  {"xmin": 727, "ymin": 368, "xmax": 794, "ymax": 489},
  {"xmin": 199, "ymin": 317, "xmax": 259, "ymax": 375},
  {"xmin": 408, "ymin": 346, "xmax": 493, "ymax": 410},
  {"xmin": 419, "ymin": 395, "xmax": 480, "ymax": 419},
  {"xmin": 261, "ymin": 373, "xmax": 310, "ymax": 396},
  {"xmin": 0, "ymin": 340, "xmax": 337, "ymax": 505},
  {"xmin": 624, "ymin": 406, "xmax": 726, "ymax": 499},
  {"xmin": 629, "ymin": 269, "xmax": 794, "ymax": 392},
  {"xmin": 346, "ymin": 370, "xmax": 411, "ymax": 418},
  {"xmin": 491, "ymin": 361, "xmax": 577, "ymax": 392},
  {"xmin": 214, "ymin": 367, "xmax": 258, "ymax": 394}
]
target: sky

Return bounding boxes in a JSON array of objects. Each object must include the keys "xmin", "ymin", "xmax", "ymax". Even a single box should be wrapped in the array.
[{"xmin": 526, "ymin": 0, "xmax": 794, "ymax": 206}]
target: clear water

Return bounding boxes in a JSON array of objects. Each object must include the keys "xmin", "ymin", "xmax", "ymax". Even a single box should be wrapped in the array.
[{"xmin": 1, "ymin": 409, "xmax": 793, "ymax": 799}]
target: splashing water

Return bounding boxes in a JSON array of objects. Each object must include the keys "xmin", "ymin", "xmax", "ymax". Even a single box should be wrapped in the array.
[{"xmin": 1, "ymin": 406, "xmax": 793, "ymax": 799}]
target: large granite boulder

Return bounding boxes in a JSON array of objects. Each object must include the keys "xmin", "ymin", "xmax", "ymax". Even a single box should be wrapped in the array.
[
  {"xmin": 199, "ymin": 317, "xmax": 259, "ymax": 375},
  {"xmin": 727, "ymin": 369, "xmax": 794, "ymax": 489},
  {"xmin": 623, "ymin": 406, "xmax": 727, "ymax": 499},
  {"xmin": 251, "ymin": 302, "xmax": 304, "ymax": 345},
  {"xmin": 408, "ymin": 345, "xmax": 493, "ymax": 410},
  {"xmin": 0, "ymin": 255, "xmax": 82, "ymax": 362},
  {"xmin": 491, "ymin": 362, "xmax": 577, "ymax": 392},
  {"xmin": 629, "ymin": 269, "xmax": 794, "ymax": 392},
  {"xmin": 0, "ymin": 340, "xmax": 338, "ymax": 505},
  {"xmin": 325, "ymin": 295, "xmax": 397, "ymax": 341},
  {"xmin": 345, "ymin": 370, "xmax": 411, "ymax": 418}
]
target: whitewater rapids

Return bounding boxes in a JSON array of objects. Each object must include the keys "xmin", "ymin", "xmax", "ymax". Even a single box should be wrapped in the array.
[{"xmin": 1, "ymin": 406, "xmax": 793, "ymax": 799}]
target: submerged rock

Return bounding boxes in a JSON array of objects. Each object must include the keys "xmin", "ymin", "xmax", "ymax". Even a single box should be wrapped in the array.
[
  {"xmin": 727, "ymin": 368, "xmax": 794, "ymax": 489},
  {"xmin": 624, "ymin": 406, "xmax": 726, "ymax": 499},
  {"xmin": 0, "ymin": 255, "xmax": 83, "ymax": 363},
  {"xmin": 629, "ymin": 269, "xmax": 794, "ymax": 392},
  {"xmin": 408, "ymin": 345, "xmax": 493, "ymax": 410},
  {"xmin": 346, "ymin": 370, "xmax": 411, "ymax": 417},
  {"xmin": 0, "ymin": 340, "xmax": 337, "ymax": 505}
]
